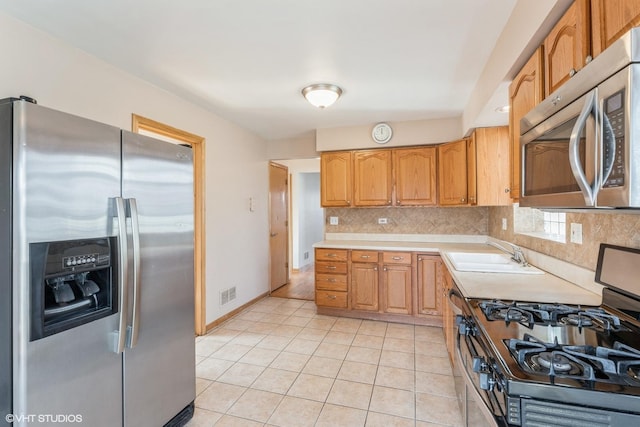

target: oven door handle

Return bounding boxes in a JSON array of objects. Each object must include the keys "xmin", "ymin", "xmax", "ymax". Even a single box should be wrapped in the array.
[{"xmin": 455, "ymin": 330, "xmax": 500, "ymax": 427}]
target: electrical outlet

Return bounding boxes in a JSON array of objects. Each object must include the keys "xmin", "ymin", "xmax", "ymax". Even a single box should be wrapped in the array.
[
  {"xmin": 501, "ymin": 218, "xmax": 508, "ymax": 231},
  {"xmin": 378, "ymin": 218, "xmax": 388, "ymax": 224},
  {"xmin": 329, "ymin": 216, "xmax": 339, "ymax": 225},
  {"xmin": 570, "ymin": 223, "xmax": 583, "ymax": 244}
]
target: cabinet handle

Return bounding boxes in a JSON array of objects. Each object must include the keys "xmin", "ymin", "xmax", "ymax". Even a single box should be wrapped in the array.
[
  {"xmin": 585, "ymin": 55, "xmax": 592, "ymax": 65},
  {"xmin": 374, "ymin": 267, "xmax": 378, "ymax": 271},
  {"xmin": 360, "ymin": 255, "xmax": 370, "ymax": 259},
  {"xmin": 327, "ymin": 295, "xmax": 337, "ymax": 300},
  {"xmin": 569, "ymin": 68, "xmax": 576, "ymax": 77},
  {"xmin": 388, "ymin": 200, "xmax": 392, "ymax": 204},
  {"xmin": 383, "ymin": 267, "xmax": 387, "ymax": 271},
  {"xmin": 327, "ymin": 278, "xmax": 337, "ymax": 283},
  {"xmin": 418, "ymin": 257, "xmax": 422, "ymax": 261},
  {"xmin": 392, "ymin": 256, "xmax": 403, "ymax": 260},
  {"xmin": 461, "ymin": 198, "xmax": 466, "ymax": 203},
  {"xmin": 326, "ymin": 266, "xmax": 337, "ymax": 270},
  {"xmin": 504, "ymin": 188, "xmax": 510, "ymax": 193},
  {"xmin": 327, "ymin": 253, "xmax": 337, "ymax": 258},
  {"xmin": 469, "ymin": 197, "xmax": 475, "ymax": 202}
]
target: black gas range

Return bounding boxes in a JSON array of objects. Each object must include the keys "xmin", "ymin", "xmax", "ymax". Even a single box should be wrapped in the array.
[{"xmin": 454, "ymin": 244, "xmax": 640, "ymax": 427}]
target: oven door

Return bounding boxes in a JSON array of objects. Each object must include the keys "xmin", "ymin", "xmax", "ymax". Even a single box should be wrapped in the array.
[
  {"xmin": 520, "ymin": 89, "xmax": 598, "ymax": 208},
  {"xmin": 449, "ymin": 288, "xmax": 504, "ymax": 427}
]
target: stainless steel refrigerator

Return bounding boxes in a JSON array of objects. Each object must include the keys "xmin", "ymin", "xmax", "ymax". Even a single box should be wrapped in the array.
[{"xmin": 0, "ymin": 98, "xmax": 195, "ymax": 426}]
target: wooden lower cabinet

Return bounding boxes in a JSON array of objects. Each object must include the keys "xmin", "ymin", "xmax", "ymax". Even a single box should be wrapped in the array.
[
  {"xmin": 314, "ymin": 248, "xmax": 348, "ymax": 309},
  {"xmin": 417, "ymin": 254, "xmax": 443, "ymax": 316},
  {"xmin": 381, "ymin": 264, "xmax": 412, "ymax": 315},
  {"xmin": 442, "ymin": 267, "xmax": 455, "ymax": 364},
  {"xmin": 315, "ymin": 247, "xmax": 443, "ymax": 326},
  {"xmin": 351, "ymin": 261, "xmax": 379, "ymax": 311}
]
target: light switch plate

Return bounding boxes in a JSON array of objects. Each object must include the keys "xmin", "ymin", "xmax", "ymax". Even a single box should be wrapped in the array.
[
  {"xmin": 329, "ymin": 216, "xmax": 339, "ymax": 225},
  {"xmin": 378, "ymin": 218, "xmax": 388, "ymax": 224},
  {"xmin": 570, "ymin": 223, "xmax": 583, "ymax": 244},
  {"xmin": 501, "ymin": 218, "xmax": 507, "ymax": 231}
]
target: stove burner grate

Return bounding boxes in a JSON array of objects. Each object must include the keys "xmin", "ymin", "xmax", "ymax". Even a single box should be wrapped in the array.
[{"xmin": 507, "ymin": 334, "xmax": 640, "ymax": 385}]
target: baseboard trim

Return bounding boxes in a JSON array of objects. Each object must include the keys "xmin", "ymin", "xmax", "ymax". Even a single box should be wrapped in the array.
[{"xmin": 205, "ymin": 291, "xmax": 269, "ymax": 332}]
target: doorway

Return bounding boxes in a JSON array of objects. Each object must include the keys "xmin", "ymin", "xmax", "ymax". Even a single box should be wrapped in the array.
[
  {"xmin": 269, "ymin": 162, "xmax": 289, "ymax": 292},
  {"xmin": 131, "ymin": 114, "xmax": 207, "ymax": 336}
]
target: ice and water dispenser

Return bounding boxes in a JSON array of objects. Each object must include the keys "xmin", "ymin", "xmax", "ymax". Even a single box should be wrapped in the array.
[{"xmin": 30, "ymin": 237, "xmax": 117, "ymax": 340}]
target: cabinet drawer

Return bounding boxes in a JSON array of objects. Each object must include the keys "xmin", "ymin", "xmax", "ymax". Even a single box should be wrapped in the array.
[
  {"xmin": 383, "ymin": 251, "xmax": 412, "ymax": 265},
  {"xmin": 351, "ymin": 250, "xmax": 379, "ymax": 262},
  {"xmin": 316, "ymin": 290, "xmax": 348, "ymax": 308},
  {"xmin": 316, "ymin": 248, "xmax": 348, "ymax": 262},
  {"xmin": 315, "ymin": 274, "xmax": 348, "ymax": 291},
  {"xmin": 316, "ymin": 261, "xmax": 347, "ymax": 274}
]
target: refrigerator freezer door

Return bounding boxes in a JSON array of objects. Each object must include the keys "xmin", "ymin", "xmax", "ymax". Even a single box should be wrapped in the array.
[
  {"xmin": 121, "ymin": 131, "xmax": 195, "ymax": 426},
  {"xmin": 12, "ymin": 101, "xmax": 123, "ymax": 425}
]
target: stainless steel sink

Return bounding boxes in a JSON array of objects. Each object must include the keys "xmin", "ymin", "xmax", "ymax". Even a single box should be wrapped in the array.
[{"xmin": 445, "ymin": 251, "xmax": 544, "ymax": 275}]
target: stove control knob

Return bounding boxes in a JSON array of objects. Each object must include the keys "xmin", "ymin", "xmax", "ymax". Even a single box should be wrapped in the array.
[
  {"xmin": 472, "ymin": 356, "xmax": 486, "ymax": 373},
  {"xmin": 479, "ymin": 372, "xmax": 496, "ymax": 392}
]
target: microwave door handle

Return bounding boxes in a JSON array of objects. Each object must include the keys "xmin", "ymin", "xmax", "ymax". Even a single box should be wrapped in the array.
[{"xmin": 569, "ymin": 90, "xmax": 596, "ymax": 206}]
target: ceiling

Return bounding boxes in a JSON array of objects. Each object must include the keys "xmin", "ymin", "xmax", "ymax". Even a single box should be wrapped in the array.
[{"xmin": 0, "ymin": 1, "xmax": 561, "ymax": 141}]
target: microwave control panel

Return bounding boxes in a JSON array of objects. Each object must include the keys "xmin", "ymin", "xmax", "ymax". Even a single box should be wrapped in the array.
[{"xmin": 603, "ymin": 89, "xmax": 625, "ymax": 188}]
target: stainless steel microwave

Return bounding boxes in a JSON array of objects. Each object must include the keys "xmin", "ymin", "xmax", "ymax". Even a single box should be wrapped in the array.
[{"xmin": 520, "ymin": 27, "xmax": 640, "ymax": 209}]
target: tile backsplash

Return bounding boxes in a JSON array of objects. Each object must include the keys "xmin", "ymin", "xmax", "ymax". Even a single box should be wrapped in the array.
[
  {"xmin": 325, "ymin": 207, "xmax": 489, "ymax": 235},
  {"xmin": 489, "ymin": 206, "xmax": 640, "ymax": 271}
]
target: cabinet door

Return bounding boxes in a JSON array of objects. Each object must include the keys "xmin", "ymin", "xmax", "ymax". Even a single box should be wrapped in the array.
[
  {"xmin": 474, "ymin": 127, "xmax": 511, "ymax": 206},
  {"xmin": 437, "ymin": 139, "xmax": 468, "ymax": 206},
  {"xmin": 393, "ymin": 147, "xmax": 437, "ymax": 206},
  {"xmin": 442, "ymin": 268, "xmax": 455, "ymax": 365},
  {"xmin": 591, "ymin": 0, "xmax": 640, "ymax": 56},
  {"xmin": 351, "ymin": 263, "xmax": 379, "ymax": 311},
  {"xmin": 353, "ymin": 150, "xmax": 392, "ymax": 206},
  {"xmin": 509, "ymin": 47, "xmax": 544, "ymax": 201},
  {"xmin": 321, "ymin": 151, "xmax": 352, "ymax": 207},
  {"xmin": 382, "ymin": 264, "xmax": 412, "ymax": 315},
  {"xmin": 543, "ymin": 0, "xmax": 591, "ymax": 97},
  {"xmin": 417, "ymin": 255, "xmax": 442, "ymax": 316},
  {"xmin": 467, "ymin": 136, "xmax": 477, "ymax": 206}
]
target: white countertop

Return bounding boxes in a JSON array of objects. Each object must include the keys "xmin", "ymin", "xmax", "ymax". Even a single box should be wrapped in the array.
[{"xmin": 314, "ymin": 236, "xmax": 603, "ymax": 306}]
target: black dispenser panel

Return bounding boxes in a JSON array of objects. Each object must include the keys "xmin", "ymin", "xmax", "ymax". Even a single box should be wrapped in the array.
[{"xmin": 30, "ymin": 237, "xmax": 118, "ymax": 341}]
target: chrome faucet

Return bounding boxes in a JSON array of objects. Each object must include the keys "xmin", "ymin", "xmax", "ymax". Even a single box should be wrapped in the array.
[{"xmin": 489, "ymin": 240, "xmax": 529, "ymax": 267}]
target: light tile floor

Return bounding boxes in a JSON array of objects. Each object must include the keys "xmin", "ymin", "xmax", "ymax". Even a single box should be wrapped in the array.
[{"xmin": 188, "ymin": 297, "xmax": 463, "ymax": 427}]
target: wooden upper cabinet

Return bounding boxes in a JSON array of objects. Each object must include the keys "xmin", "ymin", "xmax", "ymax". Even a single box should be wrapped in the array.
[
  {"xmin": 321, "ymin": 151, "xmax": 352, "ymax": 207},
  {"xmin": 466, "ymin": 136, "xmax": 477, "ymax": 206},
  {"xmin": 591, "ymin": 0, "xmax": 640, "ymax": 56},
  {"xmin": 437, "ymin": 139, "xmax": 468, "ymax": 206},
  {"xmin": 509, "ymin": 47, "xmax": 544, "ymax": 201},
  {"xmin": 393, "ymin": 146, "xmax": 437, "ymax": 206},
  {"xmin": 543, "ymin": 0, "xmax": 591, "ymax": 97},
  {"xmin": 353, "ymin": 149, "xmax": 392, "ymax": 206},
  {"xmin": 473, "ymin": 127, "xmax": 511, "ymax": 206}
]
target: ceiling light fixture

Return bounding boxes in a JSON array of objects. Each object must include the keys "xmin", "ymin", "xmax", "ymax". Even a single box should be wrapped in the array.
[{"xmin": 302, "ymin": 83, "xmax": 343, "ymax": 108}]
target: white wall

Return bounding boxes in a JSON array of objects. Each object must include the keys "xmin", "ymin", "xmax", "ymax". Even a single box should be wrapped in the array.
[
  {"xmin": 0, "ymin": 12, "xmax": 270, "ymax": 324},
  {"xmin": 316, "ymin": 117, "xmax": 462, "ymax": 151}
]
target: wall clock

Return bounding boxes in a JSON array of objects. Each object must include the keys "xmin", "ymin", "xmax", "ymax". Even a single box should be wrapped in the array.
[{"xmin": 372, "ymin": 123, "xmax": 393, "ymax": 144}]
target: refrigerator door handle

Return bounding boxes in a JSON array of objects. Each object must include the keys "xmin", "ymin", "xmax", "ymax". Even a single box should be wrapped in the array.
[
  {"xmin": 127, "ymin": 198, "xmax": 141, "ymax": 348},
  {"xmin": 111, "ymin": 197, "xmax": 129, "ymax": 354}
]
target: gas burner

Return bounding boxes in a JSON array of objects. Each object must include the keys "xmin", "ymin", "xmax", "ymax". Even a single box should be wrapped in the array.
[
  {"xmin": 561, "ymin": 313, "xmax": 594, "ymax": 327},
  {"xmin": 533, "ymin": 352, "xmax": 581, "ymax": 375},
  {"xmin": 506, "ymin": 334, "xmax": 640, "ymax": 384}
]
